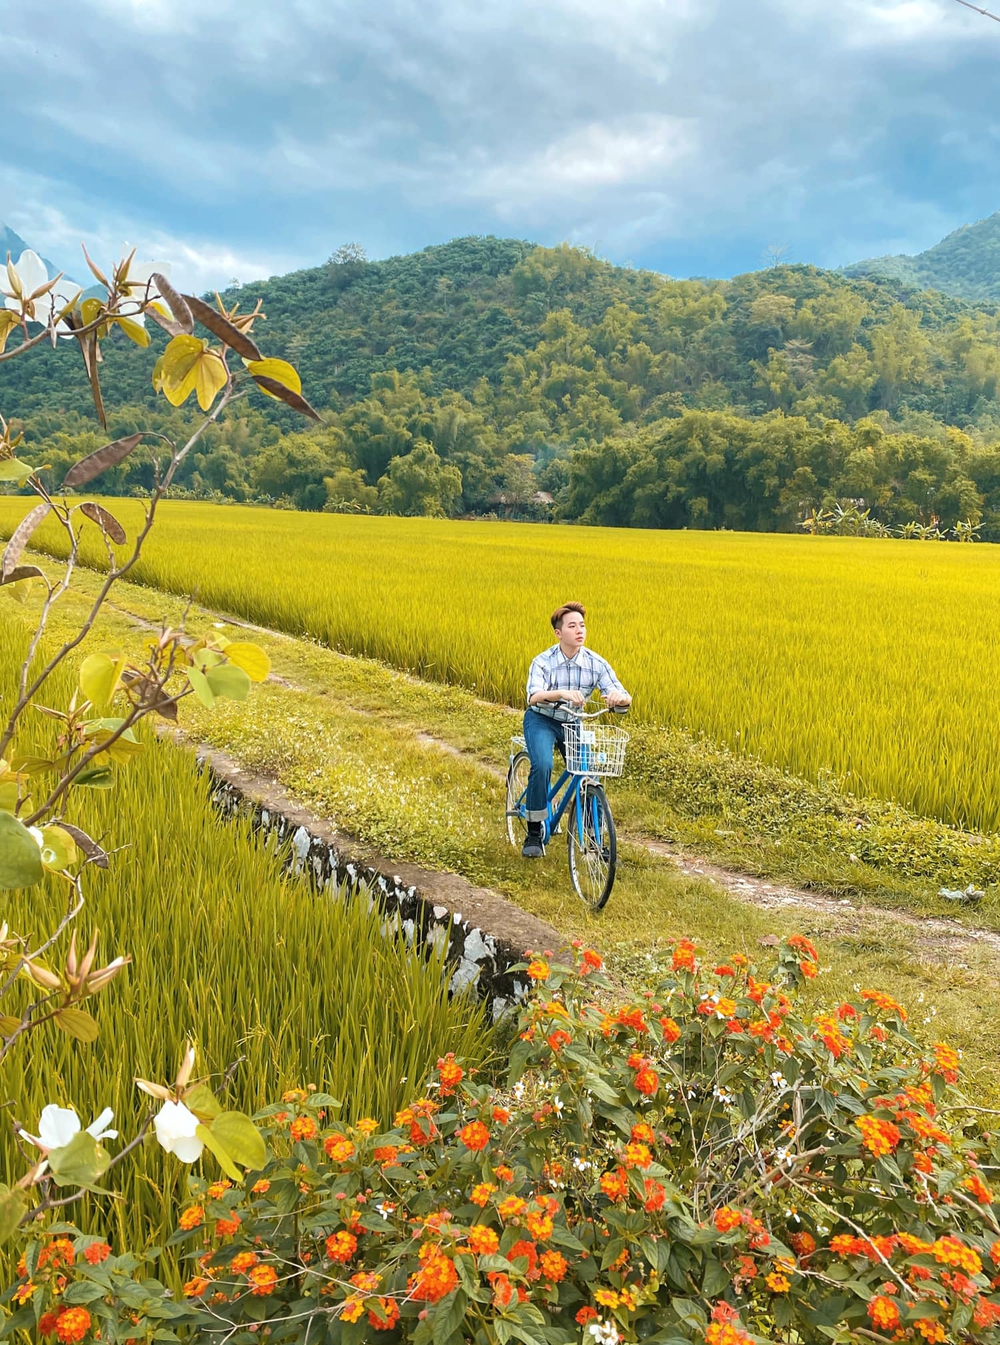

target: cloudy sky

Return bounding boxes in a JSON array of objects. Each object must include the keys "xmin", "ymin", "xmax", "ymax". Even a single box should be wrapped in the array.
[{"xmin": 1, "ymin": 0, "xmax": 997, "ymax": 292}]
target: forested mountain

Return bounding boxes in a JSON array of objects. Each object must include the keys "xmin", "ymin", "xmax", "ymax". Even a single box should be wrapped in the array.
[
  {"xmin": 845, "ymin": 212, "xmax": 1000, "ymax": 305},
  {"xmin": 7, "ymin": 233, "xmax": 1000, "ymax": 536},
  {"xmin": 1, "ymin": 222, "xmax": 60, "ymax": 280}
]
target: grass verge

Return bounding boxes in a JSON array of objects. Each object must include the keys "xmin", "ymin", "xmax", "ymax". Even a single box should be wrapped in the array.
[{"xmin": 6, "ymin": 569, "xmax": 1000, "ymax": 1105}]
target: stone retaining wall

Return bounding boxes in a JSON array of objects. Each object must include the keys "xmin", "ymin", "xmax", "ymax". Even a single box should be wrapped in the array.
[{"xmin": 203, "ymin": 763, "xmax": 556, "ymax": 1020}]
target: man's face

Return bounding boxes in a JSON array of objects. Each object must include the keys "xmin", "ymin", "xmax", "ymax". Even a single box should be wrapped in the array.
[{"xmin": 558, "ymin": 611, "xmax": 586, "ymax": 650}]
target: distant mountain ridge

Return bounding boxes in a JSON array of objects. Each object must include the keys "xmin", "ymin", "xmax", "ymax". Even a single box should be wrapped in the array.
[
  {"xmin": 0, "ymin": 222, "xmax": 66, "ymax": 283},
  {"xmin": 844, "ymin": 212, "xmax": 1000, "ymax": 304}
]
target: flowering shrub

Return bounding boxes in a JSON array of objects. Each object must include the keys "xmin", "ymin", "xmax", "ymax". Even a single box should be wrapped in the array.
[{"xmin": 8, "ymin": 936, "xmax": 1000, "ymax": 1343}]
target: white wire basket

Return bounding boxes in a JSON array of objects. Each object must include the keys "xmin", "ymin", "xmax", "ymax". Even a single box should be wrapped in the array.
[{"xmin": 564, "ymin": 722, "xmax": 629, "ymax": 777}]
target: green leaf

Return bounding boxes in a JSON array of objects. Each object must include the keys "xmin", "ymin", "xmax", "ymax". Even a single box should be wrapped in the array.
[
  {"xmin": 39, "ymin": 824, "xmax": 78, "ymax": 871},
  {"xmin": 186, "ymin": 665, "xmax": 214, "ymax": 708},
  {"xmin": 195, "ymin": 1123, "xmax": 243, "ymax": 1183},
  {"xmin": 210, "ymin": 1111, "xmax": 267, "ymax": 1171},
  {"xmin": 223, "ymin": 641, "xmax": 271, "ymax": 683},
  {"xmin": 204, "ymin": 663, "xmax": 251, "ymax": 702},
  {"xmin": 183, "ymin": 1083, "xmax": 222, "ymax": 1122},
  {"xmin": 79, "ymin": 651, "xmax": 124, "ymax": 707},
  {"xmin": 0, "ymin": 459, "xmax": 36, "ymax": 485},
  {"xmin": 506, "ymin": 1037, "xmax": 532, "ymax": 1086},
  {"xmin": 74, "ymin": 766, "xmax": 115, "ymax": 788},
  {"xmin": 0, "ymin": 1016, "xmax": 21, "ymax": 1038},
  {"xmin": 88, "ymin": 728, "xmax": 145, "ymax": 765},
  {"xmin": 160, "ymin": 333, "xmax": 206, "ymax": 380},
  {"xmin": 0, "ymin": 1185, "xmax": 28, "ymax": 1242},
  {"xmin": 430, "ymin": 1289, "xmax": 467, "ymax": 1345},
  {"xmin": 245, "ymin": 358, "xmax": 302, "ymax": 395},
  {"xmin": 48, "ymin": 1131, "xmax": 110, "ymax": 1188},
  {"xmin": 600, "ymin": 1237, "xmax": 627, "ymax": 1270},
  {"xmin": 701, "ymin": 1257, "xmax": 730, "ymax": 1298},
  {"xmin": 54, "ymin": 1007, "xmax": 100, "ymax": 1042},
  {"xmin": 116, "ymin": 316, "xmax": 150, "ymax": 347},
  {"xmin": 0, "ymin": 809, "xmax": 43, "ymax": 889},
  {"xmin": 62, "ymin": 1282, "xmax": 109, "ymax": 1305}
]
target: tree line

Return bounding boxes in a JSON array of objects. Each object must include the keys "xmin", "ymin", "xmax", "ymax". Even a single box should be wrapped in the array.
[{"xmin": 9, "ymin": 237, "xmax": 1000, "ymax": 535}]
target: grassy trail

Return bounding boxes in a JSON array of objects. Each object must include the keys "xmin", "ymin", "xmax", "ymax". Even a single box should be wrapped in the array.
[{"xmin": 12, "ymin": 567, "xmax": 1000, "ymax": 1103}]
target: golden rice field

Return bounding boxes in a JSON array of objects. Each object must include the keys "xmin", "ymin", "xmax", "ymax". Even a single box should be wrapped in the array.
[
  {"xmin": 1, "ymin": 608, "xmax": 488, "ymax": 1257},
  {"xmin": 2, "ymin": 498, "xmax": 999, "ymax": 831}
]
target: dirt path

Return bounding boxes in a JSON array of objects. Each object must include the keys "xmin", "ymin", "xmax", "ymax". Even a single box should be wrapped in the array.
[
  {"xmin": 642, "ymin": 838, "xmax": 1000, "ymax": 963},
  {"xmin": 106, "ymin": 590, "xmax": 1000, "ymax": 968}
]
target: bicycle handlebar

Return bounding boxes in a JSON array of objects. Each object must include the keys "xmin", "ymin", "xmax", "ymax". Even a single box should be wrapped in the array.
[{"xmin": 558, "ymin": 700, "xmax": 630, "ymax": 718}]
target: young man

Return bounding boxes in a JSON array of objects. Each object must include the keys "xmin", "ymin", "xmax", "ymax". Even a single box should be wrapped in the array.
[{"xmin": 521, "ymin": 602, "xmax": 631, "ymax": 858}]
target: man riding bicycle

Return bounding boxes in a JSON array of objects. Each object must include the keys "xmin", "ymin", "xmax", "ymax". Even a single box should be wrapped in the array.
[{"xmin": 522, "ymin": 602, "xmax": 631, "ymax": 858}]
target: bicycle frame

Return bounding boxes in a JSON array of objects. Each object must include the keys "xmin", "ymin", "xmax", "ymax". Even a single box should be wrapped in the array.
[
  {"xmin": 514, "ymin": 726, "xmax": 610, "ymax": 844},
  {"xmin": 506, "ymin": 702, "xmax": 625, "ymax": 909}
]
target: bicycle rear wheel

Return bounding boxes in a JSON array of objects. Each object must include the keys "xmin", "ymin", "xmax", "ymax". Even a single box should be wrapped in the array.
[
  {"xmin": 505, "ymin": 752, "xmax": 531, "ymax": 847},
  {"xmin": 567, "ymin": 781, "xmax": 617, "ymax": 910}
]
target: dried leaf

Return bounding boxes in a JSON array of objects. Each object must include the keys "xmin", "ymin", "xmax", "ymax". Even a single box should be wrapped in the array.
[
  {"xmin": 251, "ymin": 373, "xmax": 321, "ymax": 422},
  {"xmin": 0, "ymin": 564, "xmax": 44, "ymax": 586},
  {"xmin": 145, "ymin": 304, "xmax": 184, "ymax": 339},
  {"xmin": 151, "ymin": 695, "xmax": 178, "ymax": 723},
  {"xmin": 63, "ymin": 433, "xmax": 144, "ymax": 489},
  {"xmin": 57, "ymin": 822, "xmax": 109, "ymax": 869},
  {"xmin": 79, "ymin": 330, "xmax": 106, "ymax": 428},
  {"xmin": 1, "ymin": 502, "xmax": 49, "ymax": 577},
  {"xmin": 152, "ymin": 273, "xmax": 193, "ymax": 334},
  {"xmin": 81, "ymin": 243, "xmax": 110, "ymax": 290},
  {"xmin": 79, "ymin": 501, "xmax": 126, "ymax": 544},
  {"xmin": 183, "ymin": 293, "xmax": 261, "ymax": 361},
  {"xmin": 5, "ymin": 255, "xmax": 22, "ymax": 299}
]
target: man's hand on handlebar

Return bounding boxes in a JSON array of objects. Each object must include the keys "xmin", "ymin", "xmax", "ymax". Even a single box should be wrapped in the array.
[
  {"xmin": 560, "ymin": 688, "xmax": 587, "ymax": 707},
  {"xmin": 605, "ymin": 691, "xmax": 631, "ymax": 710}
]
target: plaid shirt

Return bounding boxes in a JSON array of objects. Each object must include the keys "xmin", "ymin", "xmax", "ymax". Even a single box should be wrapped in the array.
[{"xmin": 526, "ymin": 644, "xmax": 628, "ymax": 723}]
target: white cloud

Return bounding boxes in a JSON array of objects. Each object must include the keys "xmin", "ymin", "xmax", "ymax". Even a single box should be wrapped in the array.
[
  {"xmin": 1, "ymin": 168, "xmax": 299, "ymax": 292},
  {"xmin": 470, "ymin": 117, "xmax": 697, "ymax": 209},
  {"xmin": 1, "ymin": 0, "xmax": 998, "ymax": 284}
]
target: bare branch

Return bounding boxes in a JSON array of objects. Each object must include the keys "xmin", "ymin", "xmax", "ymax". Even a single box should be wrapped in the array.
[{"xmin": 954, "ymin": 0, "xmax": 1000, "ymax": 20}]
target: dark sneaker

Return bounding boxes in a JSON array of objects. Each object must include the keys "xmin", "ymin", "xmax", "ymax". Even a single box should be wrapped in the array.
[{"xmin": 522, "ymin": 834, "xmax": 545, "ymax": 859}]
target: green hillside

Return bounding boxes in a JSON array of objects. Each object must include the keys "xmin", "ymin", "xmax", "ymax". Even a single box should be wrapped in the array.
[
  {"xmin": 6, "ymin": 234, "xmax": 1000, "ymax": 534},
  {"xmin": 845, "ymin": 211, "xmax": 1000, "ymax": 304}
]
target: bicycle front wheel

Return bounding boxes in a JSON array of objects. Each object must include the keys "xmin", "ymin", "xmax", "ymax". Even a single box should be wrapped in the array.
[
  {"xmin": 505, "ymin": 751, "xmax": 531, "ymax": 847},
  {"xmin": 567, "ymin": 781, "xmax": 617, "ymax": 910}
]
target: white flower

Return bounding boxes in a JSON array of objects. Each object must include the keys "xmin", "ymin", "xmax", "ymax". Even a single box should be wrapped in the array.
[
  {"xmin": 770, "ymin": 1071, "xmax": 788, "ymax": 1091},
  {"xmin": 512, "ymin": 1080, "xmax": 525, "ymax": 1101},
  {"xmin": 153, "ymin": 1100, "xmax": 203, "ymax": 1163},
  {"xmin": 573, "ymin": 1157, "xmax": 592, "ymax": 1172},
  {"xmin": 117, "ymin": 262, "xmax": 166, "ymax": 327},
  {"xmin": 587, "ymin": 1320, "xmax": 621, "ymax": 1345},
  {"xmin": 24, "ymin": 1103, "xmax": 117, "ymax": 1152},
  {"xmin": 3, "ymin": 250, "xmax": 78, "ymax": 329},
  {"xmin": 22, "ymin": 1104, "xmax": 117, "ymax": 1175}
]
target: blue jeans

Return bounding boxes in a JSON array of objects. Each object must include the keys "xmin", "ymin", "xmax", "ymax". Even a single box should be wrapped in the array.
[{"xmin": 523, "ymin": 709, "xmax": 565, "ymax": 823}]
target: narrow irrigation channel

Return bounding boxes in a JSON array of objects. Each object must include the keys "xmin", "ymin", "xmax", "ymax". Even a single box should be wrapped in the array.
[{"xmin": 193, "ymin": 738, "xmax": 565, "ymax": 1020}]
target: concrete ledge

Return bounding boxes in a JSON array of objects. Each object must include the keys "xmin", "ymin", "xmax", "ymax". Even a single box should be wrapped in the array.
[{"xmin": 194, "ymin": 743, "xmax": 566, "ymax": 1020}]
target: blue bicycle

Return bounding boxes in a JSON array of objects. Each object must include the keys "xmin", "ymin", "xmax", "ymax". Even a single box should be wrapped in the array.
[{"xmin": 505, "ymin": 705, "xmax": 629, "ymax": 910}]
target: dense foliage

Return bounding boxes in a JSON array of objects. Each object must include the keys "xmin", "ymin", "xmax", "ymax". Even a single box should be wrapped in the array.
[
  {"xmin": 9, "ymin": 237, "xmax": 1000, "ymax": 530},
  {"xmin": 9, "ymin": 939, "xmax": 1000, "ymax": 1344},
  {"xmin": 846, "ymin": 212, "xmax": 1000, "ymax": 306}
]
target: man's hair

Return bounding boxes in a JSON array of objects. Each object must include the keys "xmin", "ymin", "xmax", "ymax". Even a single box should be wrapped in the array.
[{"xmin": 551, "ymin": 601, "xmax": 586, "ymax": 631}]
